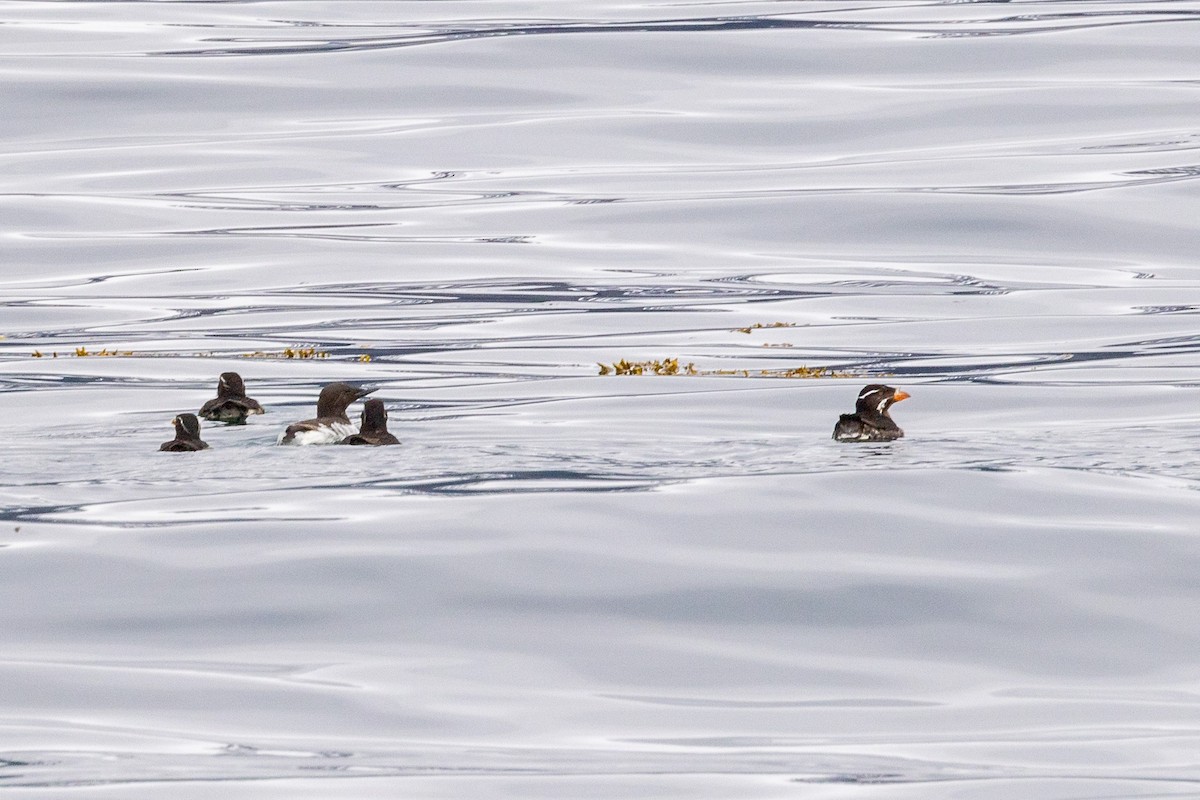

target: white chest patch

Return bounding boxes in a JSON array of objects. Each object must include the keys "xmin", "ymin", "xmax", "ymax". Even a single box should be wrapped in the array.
[{"xmin": 277, "ymin": 421, "xmax": 356, "ymax": 446}]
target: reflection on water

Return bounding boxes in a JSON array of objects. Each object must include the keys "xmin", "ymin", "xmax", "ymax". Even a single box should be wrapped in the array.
[{"xmin": 2, "ymin": 0, "xmax": 1200, "ymax": 796}]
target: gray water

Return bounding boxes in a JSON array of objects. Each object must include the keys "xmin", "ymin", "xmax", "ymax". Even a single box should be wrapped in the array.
[{"xmin": 2, "ymin": 1, "xmax": 1200, "ymax": 797}]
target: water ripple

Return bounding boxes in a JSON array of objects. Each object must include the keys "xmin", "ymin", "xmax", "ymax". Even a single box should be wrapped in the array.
[
  {"xmin": 4, "ymin": 1, "xmax": 1200, "ymax": 795},
  {"xmin": 138, "ymin": 8, "xmax": 1200, "ymax": 58}
]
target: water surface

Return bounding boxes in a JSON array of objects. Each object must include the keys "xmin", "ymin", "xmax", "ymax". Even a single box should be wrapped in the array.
[{"xmin": 2, "ymin": 1, "xmax": 1200, "ymax": 796}]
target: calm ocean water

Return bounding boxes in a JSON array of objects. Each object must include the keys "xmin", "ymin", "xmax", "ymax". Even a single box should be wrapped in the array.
[{"xmin": 2, "ymin": 1, "xmax": 1200, "ymax": 796}]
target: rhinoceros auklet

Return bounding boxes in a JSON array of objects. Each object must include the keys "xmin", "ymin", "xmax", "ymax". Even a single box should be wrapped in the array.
[
  {"xmin": 198, "ymin": 372, "xmax": 264, "ymax": 424},
  {"xmin": 159, "ymin": 413, "xmax": 209, "ymax": 452},
  {"xmin": 339, "ymin": 398, "xmax": 400, "ymax": 446},
  {"xmin": 277, "ymin": 382, "xmax": 375, "ymax": 445},
  {"xmin": 832, "ymin": 384, "xmax": 909, "ymax": 442}
]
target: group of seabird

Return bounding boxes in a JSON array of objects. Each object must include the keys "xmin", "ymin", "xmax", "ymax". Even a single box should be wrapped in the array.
[
  {"xmin": 160, "ymin": 373, "xmax": 909, "ymax": 452},
  {"xmin": 159, "ymin": 372, "xmax": 399, "ymax": 452}
]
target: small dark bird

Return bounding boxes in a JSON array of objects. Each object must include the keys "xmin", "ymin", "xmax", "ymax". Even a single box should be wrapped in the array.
[
  {"xmin": 833, "ymin": 384, "xmax": 910, "ymax": 442},
  {"xmin": 277, "ymin": 382, "xmax": 376, "ymax": 445},
  {"xmin": 159, "ymin": 413, "xmax": 209, "ymax": 452},
  {"xmin": 198, "ymin": 372, "xmax": 265, "ymax": 424},
  {"xmin": 339, "ymin": 398, "xmax": 400, "ymax": 446}
]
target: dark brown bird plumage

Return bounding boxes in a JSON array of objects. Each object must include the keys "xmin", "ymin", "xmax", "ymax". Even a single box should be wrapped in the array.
[
  {"xmin": 278, "ymin": 382, "xmax": 376, "ymax": 445},
  {"xmin": 339, "ymin": 398, "xmax": 400, "ymax": 446},
  {"xmin": 198, "ymin": 372, "xmax": 264, "ymax": 424},
  {"xmin": 832, "ymin": 384, "xmax": 909, "ymax": 442},
  {"xmin": 159, "ymin": 413, "xmax": 209, "ymax": 452}
]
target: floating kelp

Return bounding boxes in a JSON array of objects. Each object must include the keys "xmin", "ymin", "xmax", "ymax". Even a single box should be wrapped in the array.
[
  {"xmin": 704, "ymin": 366, "xmax": 850, "ymax": 379},
  {"xmin": 75, "ymin": 347, "xmax": 134, "ymax": 357},
  {"xmin": 598, "ymin": 358, "xmax": 850, "ymax": 379},
  {"xmin": 246, "ymin": 347, "xmax": 331, "ymax": 359},
  {"xmin": 598, "ymin": 358, "xmax": 697, "ymax": 376},
  {"xmin": 26, "ymin": 346, "xmax": 378, "ymax": 361},
  {"xmin": 30, "ymin": 348, "xmax": 134, "ymax": 358},
  {"xmin": 734, "ymin": 322, "xmax": 801, "ymax": 334}
]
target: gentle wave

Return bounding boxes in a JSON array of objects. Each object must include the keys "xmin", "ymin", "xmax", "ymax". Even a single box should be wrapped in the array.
[{"xmin": 3, "ymin": 1, "xmax": 1200, "ymax": 796}]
